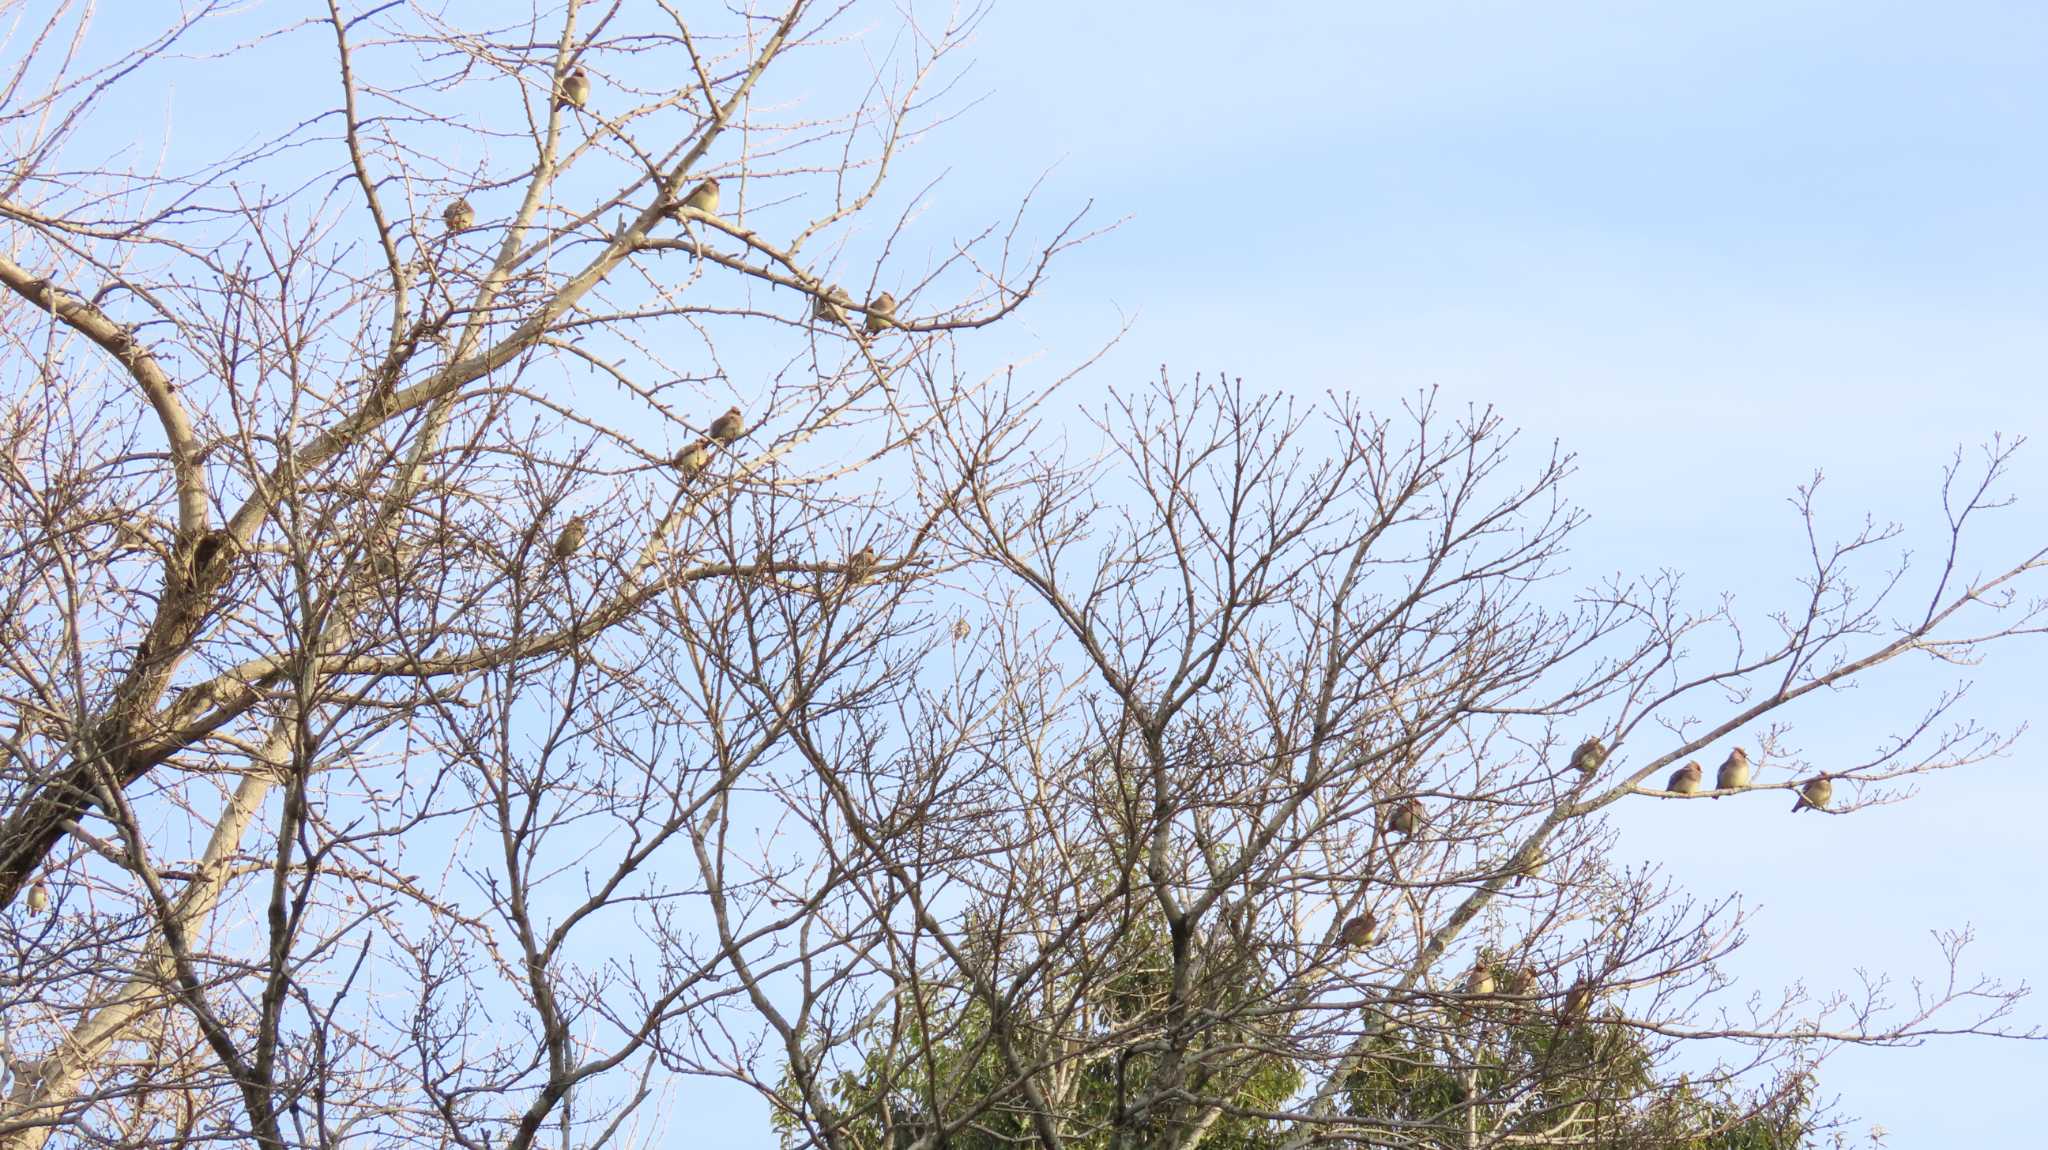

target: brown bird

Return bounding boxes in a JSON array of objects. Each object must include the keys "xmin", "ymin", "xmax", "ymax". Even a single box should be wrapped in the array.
[
  {"xmin": 1715, "ymin": 747, "xmax": 1751, "ymax": 795},
  {"xmin": 673, "ymin": 439, "xmax": 710, "ymax": 476},
  {"xmin": 1792, "ymin": 775, "xmax": 1832, "ymax": 813},
  {"xmin": 1511, "ymin": 845, "xmax": 1545, "ymax": 886},
  {"xmin": 1339, "ymin": 910, "xmax": 1378, "ymax": 949},
  {"xmin": 1464, "ymin": 965, "xmax": 1496, "ymax": 997},
  {"xmin": 555, "ymin": 66, "xmax": 589, "ymax": 111},
  {"xmin": 812, "ymin": 284, "xmax": 853, "ymax": 322},
  {"xmin": 1384, "ymin": 797, "xmax": 1426, "ymax": 838},
  {"xmin": 1561, "ymin": 978, "xmax": 1595, "ymax": 1025},
  {"xmin": 1571, "ymin": 736, "xmax": 1608, "ymax": 774},
  {"xmin": 708, "ymin": 405, "xmax": 745, "ymax": 444},
  {"xmin": 443, "ymin": 198, "xmax": 475, "ymax": 233},
  {"xmin": 26, "ymin": 880, "xmax": 48, "ymax": 916},
  {"xmin": 553, "ymin": 515, "xmax": 587, "ymax": 561},
  {"xmin": 1498, "ymin": 965, "xmax": 1538, "ymax": 997},
  {"xmin": 1667, "ymin": 760, "xmax": 1703, "ymax": 794},
  {"xmin": 863, "ymin": 291, "xmax": 898, "ymax": 333},
  {"xmin": 678, "ymin": 177, "xmax": 720, "ymax": 218},
  {"xmin": 845, "ymin": 545, "xmax": 878, "ymax": 587},
  {"xmin": 951, "ymin": 617, "xmax": 972, "ymax": 642}
]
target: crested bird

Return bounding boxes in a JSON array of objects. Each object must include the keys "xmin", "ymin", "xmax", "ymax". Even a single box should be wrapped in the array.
[
  {"xmin": 553, "ymin": 515, "xmax": 587, "ymax": 561},
  {"xmin": 673, "ymin": 439, "xmax": 710, "ymax": 476},
  {"xmin": 1561, "ymin": 979, "xmax": 1594, "ymax": 1025},
  {"xmin": 26, "ymin": 880, "xmax": 48, "ymax": 915},
  {"xmin": 1792, "ymin": 776, "xmax": 1833, "ymax": 813},
  {"xmin": 951, "ymin": 617, "xmax": 972, "ymax": 642},
  {"xmin": 1715, "ymin": 747, "xmax": 1751, "ymax": 796},
  {"xmin": 555, "ymin": 66, "xmax": 589, "ymax": 111},
  {"xmin": 1464, "ymin": 965, "xmax": 1496, "ymax": 996},
  {"xmin": 812, "ymin": 284, "xmax": 853, "ymax": 322},
  {"xmin": 846, "ymin": 546, "xmax": 878, "ymax": 587},
  {"xmin": 1339, "ymin": 910, "xmax": 1378, "ymax": 949},
  {"xmin": 443, "ymin": 198, "xmax": 474, "ymax": 233},
  {"xmin": 1667, "ymin": 760, "xmax": 1703, "ymax": 794},
  {"xmin": 863, "ymin": 291, "xmax": 898, "ymax": 333},
  {"xmin": 1571, "ymin": 736, "xmax": 1608, "ymax": 774},
  {"xmin": 708, "ymin": 406, "xmax": 745, "ymax": 444},
  {"xmin": 1384, "ymin": 797, "xmax": 1425, "ymax": 838},
  {"xmin": 679, "ymin": 177, "xmax": 720, "ymax": 218}
]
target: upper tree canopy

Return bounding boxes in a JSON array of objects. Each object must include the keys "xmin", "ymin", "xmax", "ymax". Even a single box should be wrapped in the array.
[{"xmin": 0, "ymin": 5, "xmax": 2040, "ymax": 1150}]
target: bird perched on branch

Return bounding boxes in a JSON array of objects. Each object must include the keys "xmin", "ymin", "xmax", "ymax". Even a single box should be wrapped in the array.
[
  {"xmin": 1464, "ymin": 965, "xmax": 1496, "ymax": 996},
  {"xmin": 673, "ymin": 439, "xmax": 710, "ymax": 477},
  {"xmin": 555, "ymin": 66, "xmax": 589, "ymax": 111},
  {"xmin": 1339, "ymin": 909, "xmax": 1377, "ymax": 949},
  {"xmin": 1716, "ymin": 747, "xmax": 1751, "ymax": 795},
  {"xmin": 26, "ymin": 880, "xmax": 48, "ymax": 915},
  {"xmin": 1667, "ymin": 761, "xmax": 1703, "ymax": 794},
  {"xmin": 708, "ymin": 406, "xmax": 745, "ymax": 444},
  {"xmin": 1383, "ymin": 797, "xmax": 1426, "ymax": 839},
  {"xmin": 1570, "ymin": 736, "xmax": 1608, "ymax": 774},
  {"xmin": 443, "ymin": 198, "xmax": 474, "ymax": 233},
  {"xmin": 1499, "ymin": 965, "xmax": 1537, "ymax": 997},
  {"xmin": 951, "ymin": 617, "xmax": 972, "ymax": 642},
  {"xmin": 812, "ymin": 284, "xmax": 853, "ymax": 322},
  {"xmin": 863, "ymin": 292, "xmax": 898, "ymax": 333},
  {"xmin": 678, "ymin": 177, "xmax": 719, "ymax": 219},
  {"xmin": 1792, "ymin": 775, "xmax": 1833, "ymax": 813},
  {"xmin": 553, "ymin": 515, "xmax": 587, "ymax": 562},
  {"xmin": 845, "ymin": 546, "xmax": 878, "ymax": 588},
  {"xmin": 1561, "ymin": 978, "xmax": 1595, "ymax": 1026},
  {"xmin": 1511, "ymin": 845, "xmax": 1545, "ymax": 886}
]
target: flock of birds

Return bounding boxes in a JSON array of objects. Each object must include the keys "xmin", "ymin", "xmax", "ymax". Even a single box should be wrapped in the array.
[
  {"xmin": 15, "ymin": 65, "xmax": 1848, "ymax": 968},
  {"xmin": 542, "ymin": 401, "xmax": 877, "ymax": 585},
  {"xmin": 435, "ymin": 67, "xmax": 900, "ymax": 344},
  {"xmin": 424, "ymin": 68, "xmax": 900, "ymax": 593},
  {"xmin": 1329, "ymin": 736, "xmax": 1840, "ymax": 976}
]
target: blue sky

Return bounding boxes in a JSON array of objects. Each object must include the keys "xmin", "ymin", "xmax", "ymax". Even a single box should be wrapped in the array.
[
  {"xmin": 48, "ymin": 0, "xmax": 2045, "ymax": 1143},
  {"xmin": 942, "ymin": 1, "xmax": 2046, "ymax": 1142}
]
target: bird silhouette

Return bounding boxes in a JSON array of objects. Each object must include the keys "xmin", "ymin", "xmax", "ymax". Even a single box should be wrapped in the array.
[
  {"xmin": 1667, "ymin": 761, "xmax": 1703, "ymax": 794},
  {"xmin": 864, "ymin": 292, "xmax": 898, "ymax": 333},
  {"xmin": 553, "ymin": 515, "xmax": 587, "ymax": 561},
  {"xmin": 443, "ymin": 198, "xmax": 474, "ymax": 233},
  {"xmin": 555, "ymin": 66, "xmax": 589, "ymax": 111},
  {"xmin": 1571, "ymin": 736, "xmax": 1608, "ymax": 774},
  {"xmin": 1792, "ymin": 776, "xmax": 1833, "ymax": 813},
  {"xmin": 1715, "ymin": 747, "xmax": 1751, "ymax": 796}
]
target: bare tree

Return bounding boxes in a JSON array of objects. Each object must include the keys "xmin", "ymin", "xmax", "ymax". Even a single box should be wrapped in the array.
[
  {"xmin": 1, "ymin": 4, "xmax": 2041, "ymax": 1150},
  {"xmin": 754, "ymin": 379, "xmax": 2045, "ymax": 1150},
  {"xmin": 1, "ymin": 2, "xmax": 1088, "ymax": 1147}
]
